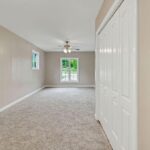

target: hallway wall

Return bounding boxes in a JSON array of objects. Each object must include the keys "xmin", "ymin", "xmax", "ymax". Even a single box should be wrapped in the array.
[
  {"xmin": 96, "ymin": 0, "xmax": 114, "ymax": 31},
  {"xmin": 138, "ymin": 0, "xmax": 150, "ymax": 150},
  {"xmin": 45, "ymin": 52, "xmax": 95, "ymax": 87},
  {"xmin": 0, "ymin": 26, "xmax": 45, "ymax": 109}
]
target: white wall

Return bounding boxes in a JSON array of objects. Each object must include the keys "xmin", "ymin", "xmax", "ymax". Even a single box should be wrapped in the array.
[{"xmin": 45, "ymin": 52, "xmax": 95, "ymax": 87}]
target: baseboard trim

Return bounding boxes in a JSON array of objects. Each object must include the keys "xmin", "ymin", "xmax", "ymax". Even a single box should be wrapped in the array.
[
  {"xmin": 0, "ymin": 86, "xmax": 44, "ymax": 113},
  {"xmin": 44, "ymin": 85, "xmax": 95, "ymax": 88}
]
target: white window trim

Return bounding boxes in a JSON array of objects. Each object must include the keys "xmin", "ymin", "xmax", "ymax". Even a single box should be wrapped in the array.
[
  {"xmin": 60, "ymin": 57, "xmax": 79, "ymax": 83},
  {"xmin": 32, "ymin": 50, "xmax": 40, "ymax": 70}
]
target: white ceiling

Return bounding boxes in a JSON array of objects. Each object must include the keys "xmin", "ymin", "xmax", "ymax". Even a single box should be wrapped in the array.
[{"xmin": 0, "ymin": 0, "xmax": 103, "ymax": 52}]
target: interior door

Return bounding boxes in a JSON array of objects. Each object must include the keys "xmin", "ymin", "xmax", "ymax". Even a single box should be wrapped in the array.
[{"xmin": 95, "ymin": 0, "xmax": 137, "ymax": 149}]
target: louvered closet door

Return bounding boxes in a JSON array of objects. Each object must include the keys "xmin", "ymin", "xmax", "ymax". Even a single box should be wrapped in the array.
[{"xmin": 95, "ymin": 0, "xmax": 137, "ymax": 150}]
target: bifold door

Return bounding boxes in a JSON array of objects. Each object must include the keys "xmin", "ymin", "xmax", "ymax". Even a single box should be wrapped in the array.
[{"xmin": 95, "ymin": 0, "xmax": 137, "ymax": 150}]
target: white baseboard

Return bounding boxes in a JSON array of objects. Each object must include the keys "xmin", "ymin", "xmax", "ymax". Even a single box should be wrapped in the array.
[
  {"xmin": 44, "ymin": 85, "xmax": 95, "ymax": 88},
  {"xmin": 0, "ymin": 86, "xmax": 44, "ymax": 113}
]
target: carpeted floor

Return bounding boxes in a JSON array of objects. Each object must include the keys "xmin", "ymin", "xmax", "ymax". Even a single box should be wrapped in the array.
[{"xmin": 0, "ymin": 88, "xmax": 112, "ymax": 150}]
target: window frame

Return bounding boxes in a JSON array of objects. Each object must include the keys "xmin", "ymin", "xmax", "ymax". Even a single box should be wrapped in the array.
[
  {"xmin": 60, "ymin": 57, "xmax": 79, "ymax": 83},
  {"xmin": 32, "ymin": 50, "xmax": 40, "ymax": 70}
]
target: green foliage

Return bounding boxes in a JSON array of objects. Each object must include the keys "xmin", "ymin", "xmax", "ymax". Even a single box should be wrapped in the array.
[
  {"xmin": 70, "ymin": 59, "xmax": 77, "ymax": 70},
  {"xmin": 62, "ymin": 59, "xmax": 69, "ymax": 68},
  {"xmin": 62, "ymin": 59, "xmax": 78, "ymax": 72},
  {"xmin": 61, "ymin": 58, "xmax": 78, "ymax": 81},
  {"xmin": 32, "ymin": 53, "xmax": 37, "ymax": 68}
]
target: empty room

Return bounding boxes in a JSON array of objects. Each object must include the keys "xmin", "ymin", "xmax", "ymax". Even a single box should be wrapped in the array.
[{"xmin": 0, "ymin": 0, "xmax": 150, "ymax": 150}]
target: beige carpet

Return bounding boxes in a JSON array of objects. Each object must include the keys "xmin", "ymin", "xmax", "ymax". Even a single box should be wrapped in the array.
[{"xmin": 0, "ymin": 88, "xmax": 112, "ymax": 150}]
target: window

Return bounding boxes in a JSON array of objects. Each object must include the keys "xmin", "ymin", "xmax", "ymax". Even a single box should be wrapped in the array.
[
  {"xmin": 61, "ymin": 58, "xmax": 79, "ymax": 82},
  {"xmin": 32, "ymin": 50, "xmax": 40, "ymax": 70}
]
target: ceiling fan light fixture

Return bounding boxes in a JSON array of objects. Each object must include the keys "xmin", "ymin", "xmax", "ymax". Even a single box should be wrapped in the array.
[
  {"xmin": 68, "ymin": 49, "xmax": 71, "ymax": 53},
  {"xmin": 62, "ymin": 41, "xmax": 79, "ymax": 53},
  {"xmin": 64, "ymin": 48, "xmax": 67, "ymax": 53}
]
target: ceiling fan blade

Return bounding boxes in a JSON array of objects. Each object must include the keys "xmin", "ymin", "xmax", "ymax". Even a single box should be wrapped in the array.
[
  {"xmin": 69, "ymin": 47, "xmax": 80, "ymax": 51},
  {"xmin": 75, "ymin": 48, "xmax": 80, "ymax": 51}
]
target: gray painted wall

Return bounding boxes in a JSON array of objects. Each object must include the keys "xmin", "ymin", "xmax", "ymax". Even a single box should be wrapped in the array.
[
  {"xmin": 0, "ymin": 26, "xmax": 45, "ymax": 109},
  {"xmin": 45, "ymin": 52, "xmax": 95, "ymax": 87}
]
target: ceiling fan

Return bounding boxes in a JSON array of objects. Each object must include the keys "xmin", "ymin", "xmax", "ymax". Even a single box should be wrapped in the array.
[{"xmin": 62, "ymin": 41, "xmax": 80, "ymax": 53}]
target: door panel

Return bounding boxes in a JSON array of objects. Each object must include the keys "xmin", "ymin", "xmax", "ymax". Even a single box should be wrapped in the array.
[{"xmin": 95, "ymin": 0, "xmax": 137, "ymax": 149}]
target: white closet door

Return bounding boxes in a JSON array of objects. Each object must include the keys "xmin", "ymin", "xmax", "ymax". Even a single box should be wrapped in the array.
[{"xmin": 95, "ymin": 0, "xmax": 137, "ymax": 150}]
